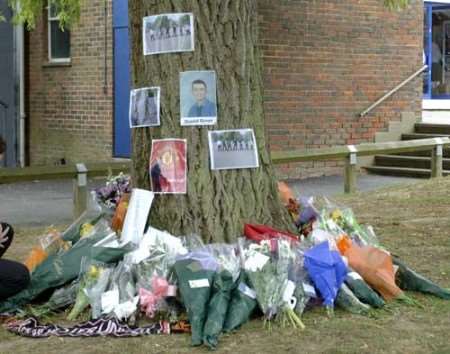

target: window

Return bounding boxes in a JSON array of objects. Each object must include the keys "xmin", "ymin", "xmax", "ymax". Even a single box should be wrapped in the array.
[
  {"xmin": 48, "ymin": 2, "xmax": 70, "ymax": 62},
  {"xmin": 423, "ymin": 3, "xmax": 450, "ymax": 98}
]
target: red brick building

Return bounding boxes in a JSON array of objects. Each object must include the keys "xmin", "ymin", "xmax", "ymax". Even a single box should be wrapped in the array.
[{"xmin": 1, "ymin": 0, "xmax": 433, "ymax": 178}]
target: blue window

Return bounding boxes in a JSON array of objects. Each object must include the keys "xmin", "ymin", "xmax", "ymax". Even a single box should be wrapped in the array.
[{"xmin": 424, "ymin": 3, "xmax": 450, "ymax": 99}]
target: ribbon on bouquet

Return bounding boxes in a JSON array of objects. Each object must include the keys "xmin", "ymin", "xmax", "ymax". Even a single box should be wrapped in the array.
[{"xmin": 139, "ymin": 276, "xmax": 177, "ymax": 318}]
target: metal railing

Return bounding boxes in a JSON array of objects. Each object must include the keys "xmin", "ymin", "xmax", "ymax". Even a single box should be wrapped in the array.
[{"xmin": 359, "ymin": 65, "xmax": 428, "ymax": 118}]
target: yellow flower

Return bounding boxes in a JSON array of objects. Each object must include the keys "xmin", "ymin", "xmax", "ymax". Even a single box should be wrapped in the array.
[
  {"xmin": 88, "ymin": 265, "xmax": 100, "ymax": 279},
  {"xmin": 331, "ymin": 209, "xmax": 343, "ymax": 222},
  {"xmin": 80, "ymin": 223, "xmax": 94, "ymax": 238}
]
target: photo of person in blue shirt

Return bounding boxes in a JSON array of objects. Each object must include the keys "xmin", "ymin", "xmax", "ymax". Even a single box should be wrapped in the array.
[
  {"xmin": 187, "ymin": 79, "xmax": 217, "ymax": 118},
  {"xmin": 180, "ymin": 70, "xmax": 217, "ymax": 126}
]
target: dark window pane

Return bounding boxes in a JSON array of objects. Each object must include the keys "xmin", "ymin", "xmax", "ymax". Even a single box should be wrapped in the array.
[
  {"xmin": 50, "ymin": 21, "xmax": 70, "ymax": 59},
  {"xmin": 423, "ymin": 6, "xmax": 430, "ymax": 96},
  {"xmin": 431, "ymin": 7, "xmax": 450, "ymax": 97},
  {"xmin": 49, "ymin": 3, "xmax": 58, "ymax": 18}
]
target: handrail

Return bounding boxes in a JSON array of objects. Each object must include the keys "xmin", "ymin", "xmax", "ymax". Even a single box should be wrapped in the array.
[
  {"xmin": 271, "ymin": 137, "xmax": 450, "ymax": 194},
  {"xmin": 359, "ymin": 65, "xmax": 428, "ymax": 118}
]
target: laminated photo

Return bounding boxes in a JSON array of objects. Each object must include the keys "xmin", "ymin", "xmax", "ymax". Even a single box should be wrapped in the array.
[
  {"xmin": 208, "ymin": 129, "xmax": 259, "ymax": 170},
  {"xmin": 143, "ymin": 13, "xmax": 194, "ymax": 55},
  {"xmin": 129, "ymin": 87, "xmax": 160, "ymax": 128},
  {"xmin": 149, "ymin": 139, "xmax": 187, "ymax": 194},
  {"xmin": 180, "ymin": 71, "xmax": 217, "ymax": 126}
]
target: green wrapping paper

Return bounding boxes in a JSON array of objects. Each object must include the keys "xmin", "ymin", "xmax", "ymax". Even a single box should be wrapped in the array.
[
  {"xmin": 335, "ymin": 283, "xmax": 371, "ymax": 315},
  {"xmin": 345, "ymin": 270, "xmax": 385, "ymax": 308},
  {"xmin": 173, "ymin": 259, "xmax": 216, "ymax": 346},
  {"xmin": 203, "ymin": 270, "xmax": 235, "ymax": 349},
  {"xmin": 0, "ymin": 224, "xmax": 129, "ymax": 313},
  {"xmin": 223, "ymin": 273, "xmax": 257, "ymax": 333},
  {"xmin": 394, "ymin": 257, "xmax": 450, "ymax": 300}
]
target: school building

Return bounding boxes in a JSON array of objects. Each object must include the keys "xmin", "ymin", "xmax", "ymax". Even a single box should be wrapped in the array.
[{"xmin": 1, "ymin": 0, "xmax": 447, "ymax": 178}]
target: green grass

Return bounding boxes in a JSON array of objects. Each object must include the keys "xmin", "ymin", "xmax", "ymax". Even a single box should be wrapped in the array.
[{"xmin": 2, "ymin": 177, "xmax": 450, "ymax": 353}]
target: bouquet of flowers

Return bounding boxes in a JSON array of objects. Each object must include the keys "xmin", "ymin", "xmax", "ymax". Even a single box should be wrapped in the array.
[
  {"xmin": 23, "ymin": 227, "xmax": 70, "ymax": 273},
  {"xmin": 289, "ymin": 247, "xmax": 315, "ymax": 318},
  {"xmin": 394, "ymin": 257, "xmax": 450, "ymax": 300},
  {"xmin": 67, "ymin": 259, "xmax": 110, "ymax": 321},
  {"xmin": 313, "ymin": 197, "xmax": 381, "ymax": 248},
  {"xmin": 203, "ymin": 244, "xmax": 241, "ymax": 349},
  {"xmin": 128, "ymin": 227, "xmax": 186, "ymax": 321},
  {"xmin": 101, "ymin": 261, "xmax": 139, "ymax": 321},
  {"xmin": 95, "ymin": 172, "xmax": 131, "ymax": 212},
  {"xmin": 304, "ymin": 241, "xmax": 348, "ymax": 316},
  {"xmin": 138, "ymin": 275, "xmax": 177, "ymax": 320},
  {"xmin": 222, "ymin": 271, "xmax": 258, "ymax": 333},
  {"xmin": 242, "ymin": 238, "xmax": 304, "ymax": 330},
  {"xmin": 173, "ymin": 249, "xmax": 218, "ymax": 346}
]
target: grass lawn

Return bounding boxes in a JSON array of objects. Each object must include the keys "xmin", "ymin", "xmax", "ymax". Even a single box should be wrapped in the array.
[{"xmin": 1, "ymin": 177, "xmax": 450, "ymax": 354}]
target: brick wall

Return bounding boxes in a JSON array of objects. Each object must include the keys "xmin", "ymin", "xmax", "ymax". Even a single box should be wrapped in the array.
[
  {"xmin": 26, "ymin": 0, "xmax": 423, "ymax": 179},
  {"xmin": 258, "ymin": 0, "xmax": 423, "ymax": 178},
  {"xmin": 27, "ymin": 0, "xmax": 114, "ymax": 165}
]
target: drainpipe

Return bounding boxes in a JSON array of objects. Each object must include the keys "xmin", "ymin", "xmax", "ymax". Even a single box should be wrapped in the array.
[
  {"xmin": 13, "ymin": 2, "xmax": 25, "ymax": 167},
  {"xmin": 103, "ymin": 0, "xmax": 108, "ymax": 95},
  {"xmin": 17, "ymin": 23, "xmax": 25, "ymax": 167}
]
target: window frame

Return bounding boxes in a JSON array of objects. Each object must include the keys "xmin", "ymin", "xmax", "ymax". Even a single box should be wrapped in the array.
[{"xmin": 47, "ymin": 2, "xmax": 71, "ymax": 63}]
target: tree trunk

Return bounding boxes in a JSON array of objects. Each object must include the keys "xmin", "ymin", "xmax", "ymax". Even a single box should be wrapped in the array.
[{"xmin": 129, "ymin": 0, "xmax": 295, "ymax": 243}]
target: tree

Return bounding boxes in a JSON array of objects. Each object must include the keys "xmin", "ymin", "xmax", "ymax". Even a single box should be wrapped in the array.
[
  {"xmin": 4, "ymin": 0, "xmax": 411, "ymax": 242},
  {"xmin": 129, "ymin": 1, "xmax": 296, "ymax": 243}
]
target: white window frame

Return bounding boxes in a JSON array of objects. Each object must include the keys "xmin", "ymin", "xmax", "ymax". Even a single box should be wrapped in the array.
[{"xmin": 47, "ymin": 2, "xmax": 70, "ymax": 63}]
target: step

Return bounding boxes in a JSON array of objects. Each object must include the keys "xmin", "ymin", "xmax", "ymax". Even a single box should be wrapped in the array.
[
  {"xmin": 374, "ymin": 155, "xmax": 450, "ymax": 170},
  {"xmin": 401, "ymin": 133, "xmax": 450, "ymax": 140},
  {"xmin": 415, "ymin": 123, "xmax": 450, "ymax": 135},
  {"xmin": 397, "ymin": 149, "xmax": 450, "ymax": 158},
  {"xmin": 363, "ymin": 165, "xmax": 450, "ymax": 178}
]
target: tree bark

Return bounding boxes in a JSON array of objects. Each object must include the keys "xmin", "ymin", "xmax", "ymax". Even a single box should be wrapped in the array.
[{"xmin": 129, "ymin": 0, "xmax": 295, "ymax": 243}]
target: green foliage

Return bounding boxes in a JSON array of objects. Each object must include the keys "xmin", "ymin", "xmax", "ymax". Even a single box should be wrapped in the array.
[
  {"xmin": 384, "ymin": 0, "xmax": 410, "ymax": 10},
  {"xmin": 7, "ymin": 0, "xmax": 81, "ymax": 30}
]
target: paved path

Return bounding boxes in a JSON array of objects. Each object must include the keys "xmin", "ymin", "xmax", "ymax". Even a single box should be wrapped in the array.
[
  {"xmin": 0, "ymin": 179, "xmax": 105, "ymax": 227},
  {"xmin": 0, "ymin": 174, "xmax": 421, "ymax": 227}
]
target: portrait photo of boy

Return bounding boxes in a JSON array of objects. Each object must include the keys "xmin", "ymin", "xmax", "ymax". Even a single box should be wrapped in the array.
[{"xmin": 180, "ymin": 71, "xmax": 217, "ymax": 126}]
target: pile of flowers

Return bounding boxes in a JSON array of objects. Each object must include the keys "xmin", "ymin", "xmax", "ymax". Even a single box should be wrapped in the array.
[{"xmin": 1, "ymin": 176, "xmax": 450, "ymax": 349}]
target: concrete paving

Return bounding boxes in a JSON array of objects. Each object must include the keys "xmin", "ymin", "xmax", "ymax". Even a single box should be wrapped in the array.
[
  {"xmin": 0, "ymin": 174, "xmax": 421, "ymax": 227},
  {"xmin": 0, "ymin": 178, "xmax": 106, "ymax": 227}
]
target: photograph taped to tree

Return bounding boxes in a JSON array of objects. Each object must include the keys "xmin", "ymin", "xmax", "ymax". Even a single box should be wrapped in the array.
[
  {"xmin": 149, "ymin": 139, "xmax": 187, "ymax": 194},
  {"xmin": 129, "ymin": 87, "xmax": 160, "ymax": 128},
  {"xmin": 180, "ymin": 71, "xmax": 217, "ymax": 126},
  {"xmin": 208, "ymin": 129, "xmax": 259, "ymax": 170},
  {"xmin": 143, "ymin": 13, "xmax": 194, "ymax": 55}
]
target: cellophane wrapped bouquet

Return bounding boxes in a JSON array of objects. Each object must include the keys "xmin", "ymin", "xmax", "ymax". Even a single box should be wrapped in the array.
[
  {"xmin": 202, "ymin": 244, "xmax": 241, "ymax": 349},
  {"xmin": 129, "ymin": 227, "xmax": 187, "ymax": 321},
  {"xmin": 240, "ymin": 238, "xmax": 304, "ymax": 330}
]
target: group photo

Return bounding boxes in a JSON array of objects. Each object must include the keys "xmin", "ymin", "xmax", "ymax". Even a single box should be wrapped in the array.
[
  {"xmin": 143, "ymin": 13, "xmax": 194, "ymax": 55},
  {"xmin": 208, "ymin": 129, "xmax": 259, "ymax": 170}
]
